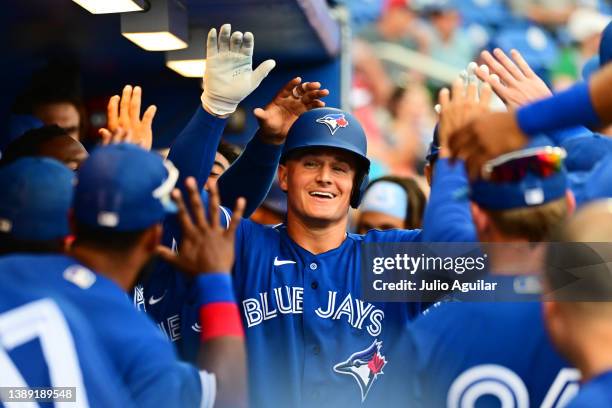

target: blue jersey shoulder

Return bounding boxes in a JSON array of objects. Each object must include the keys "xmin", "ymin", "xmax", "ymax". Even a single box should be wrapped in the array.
[
  {"xmin": 0, "ymin": 273, "xmax": 134, "ymax": 407},
  {"xmin": 0, "ymin": 254, "xmax": 203, "ymax": 407},
  {"xmin": 411, "ymin": 301, "xmax": 577, "ymax": 407},
  {"xmin": 566, "ymin": 371, "xmax": 612, "ymax": 407}
]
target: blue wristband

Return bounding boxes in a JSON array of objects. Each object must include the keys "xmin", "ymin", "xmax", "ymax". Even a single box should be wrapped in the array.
[
  {"xmin": 517, "ymin": 82, "xmax": 600, "ymax": 136},
  {"xmin": 196, "ymin": 274, "xmax": 235, "ymax": 306}
]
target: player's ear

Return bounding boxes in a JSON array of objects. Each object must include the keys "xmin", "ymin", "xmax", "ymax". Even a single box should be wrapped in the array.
[
  {"xmin": 278, "ymin": 164, "xmax": 288, "ymax": 192},
  {"xmin": 541, "ymin": 301, "xmax": 563, "ymax": 348},
  {"xmin": 143, "ymin": 224, "xmax": 163, "ymax": 253},
  {"xmin": 565, "ymin": 189, "xmax": 576, "ymax": 216},
  {"xmin": 424, "ymin": 163, "xmax": 432, "ymax": 186},
  {"xmin": 470, "ymin": 203, "xmax": 489, "ymax": 238}
]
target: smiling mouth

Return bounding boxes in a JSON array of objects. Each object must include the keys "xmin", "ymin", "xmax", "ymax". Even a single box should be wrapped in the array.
[{"xmin": 309, "ymin": 191, "xmax": 336, "ymax": 199}]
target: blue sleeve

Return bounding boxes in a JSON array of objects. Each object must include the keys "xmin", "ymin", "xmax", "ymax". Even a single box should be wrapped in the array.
[
  {"xmin": 421, "ymin": 159, "xmax": 477, "ymax": 243},
  {"xmin": 131, "ymin": 358, "xmax": 204, "ymax": 408},
  {"xmin": 167, "ymin": 106, "xmax": 227, "ymax": 191},
  {"xmin": 547, "ymin": 126, "xmax": 592, "ymax": 146},
  {"xmin": 163, "ymin": 107, "xmax": 227, "ymax": 247},
  {"xmin": 217, "ymin": 131, "xmax": 283, "ymax": 217}
]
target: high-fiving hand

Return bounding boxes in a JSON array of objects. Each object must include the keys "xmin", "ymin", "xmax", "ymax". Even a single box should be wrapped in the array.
[
  {"xmin": 438, "ymin": 78, "xmax": 492, "ymax": 167},
  {"xmin": 202, "ymin": 24, "xmax": 276, "ymax": 117},
  {"xmin": 99, "ymin": 85, "xmax": 157, "ymax": 150},
  {"xmin": 254, "ymin": 77, "xmax": 329, "ymax": 145},
  {"xmin": 476, "ymin": 48, "xmax": 552, "ymax": 109},
  {"xmin": 156, "ymin": 178, "xmax": 245, "ymax": 275}
]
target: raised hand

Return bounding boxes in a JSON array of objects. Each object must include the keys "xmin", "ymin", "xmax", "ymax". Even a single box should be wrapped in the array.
[
  {"xmin": 202, "ymin": 24, "xmax": 276, "ymax": 117},
  {"xmin": 253, "ymin": 77, "xmax": 329, "ymax": 145},
  {"xmin": 156, "ymin": 178, "xmax": 245, "ymax": 275},
  {"xmin": 448, "ymin": 111, "xmax": 528, "ymax": 180},
  {"xmin": 437, "ymin": 77, "xmax": 492, "ymax": 161},
  {"xmin": 476, "ymin": 48, "xmax": 552, "ymax": 109},
  {"xmin": 99, "ymin": 85, "xmax": 157, "ymax": 150}
]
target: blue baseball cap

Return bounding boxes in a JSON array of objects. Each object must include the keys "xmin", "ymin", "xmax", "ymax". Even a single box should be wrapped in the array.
[
  {"xmin": 580, "ymin": 155, "xmax": 612, "ymax": 204},
  {"xmin": 262, "ymin": 179, "xmax": 287, "ymax": 215},
  {"xmin": 2, "ymin": 115, "xmax": 44, "ymax": 151},
  {"xmin": 74, "ymin": 144, "xmax": 178, "ymax": 231},
  {"xmin": 470, "ymin": 137, "xmax": 568, "ymax": 210},
  {"xmin": 0, "ymin": 157, "xmax": 74, "ymax": 240},
  {"xmin": 562, "ymin": 133, "xmax": 612, "ymax": 172},
  {"xmin": 360, "ymin": 180, "xmax": 408, "ymax": 220}
]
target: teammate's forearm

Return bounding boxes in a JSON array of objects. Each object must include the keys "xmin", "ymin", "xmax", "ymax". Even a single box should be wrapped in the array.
[
  {"xmin": 516, "ymin": 82, "xmax": 600, "ymax": 136},
  {"xmin": 168, "ymin": 106, "xmax": 227, "ymax": 192},
  {"xmin": 422, "ymin": 159, "xmax": 477, "ymax": 243},
  {"xmin": 196, "ymin": 274, "xmax": 247, "ymax": 408},
  {"xmin": 218, "ymin": 128, "xmax": 282, "ymax": 217},
  {"xmin": 590, "ymin": 62, "xmax": 612, "ymax": 124},
  {"xmin": 516, "ymin": 64, "xmax": 612, "ymax": 136}
]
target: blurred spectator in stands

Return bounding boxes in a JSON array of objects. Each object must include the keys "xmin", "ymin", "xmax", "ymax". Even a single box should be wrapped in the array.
[
  {"xmin": 552, "ymin": 8, "xmax": 611, "ymax": 90},
  {"xmin": 418, "ymin": 0, "xmax": 476, "ymax": 87},
  {"xmin": 383, "ymin": 83, "xmax": 436, "ymax": 175},
  {"xmin": 507, "ymin": 0, "xmax": 579, "ymax": 28},
  {"xmin": 13, "ymin": 62, "xmax": 85, "ymax": 142},
  {"xmin": 356, "ymin": 0, "xmax": 429, "ymax": 86},
  {"xmin": 356, "ymin": 176, "xmax": 427, "ymax": 233},
  {"xmin": 351, "ymin": 41, "xmax": 394, "ymax": 163},
  {"xmin": 205, "ymin": 140, "xmax": 241, "ymax": 191}
]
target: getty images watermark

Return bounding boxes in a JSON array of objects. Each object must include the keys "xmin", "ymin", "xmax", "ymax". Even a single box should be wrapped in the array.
[{"xmin": 360, "ymin": 242, "xmax": 612, "ymax": 302}]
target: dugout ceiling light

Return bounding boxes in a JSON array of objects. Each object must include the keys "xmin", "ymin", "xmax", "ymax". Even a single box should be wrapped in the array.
[
  {"xmin": 121, "ymin": 0, "xmax": 188, "ymax": 51},
  {"xmin": 165, "ymin": 28, "xmax": 206, "ymax": 77},
  {"xmin": 72, "ymin": 0, "xmax": 148, "ymax": 14}
]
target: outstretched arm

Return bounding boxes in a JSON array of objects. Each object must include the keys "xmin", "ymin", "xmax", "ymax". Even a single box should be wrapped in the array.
[
  {"xmin": 157, "ymin": 181, "xmax": 247, "ymax": 408},
  {"xmin": 218, "ymin": 77, "xmax": 329, "ymax": 216},
  {"xmin": 422, "ymin": 78, "xmax": 492, "ymax": 242},
  {"xmin": 169, "ymin": 24, "xmax": 276, "ymax": 192},
  {"xmin": 450, "ymin": 62, "xmax": 612, "ymax": 179},
  {"xmin": 164, "ymin": 24, "xmax": 274, "ymax": 245}
]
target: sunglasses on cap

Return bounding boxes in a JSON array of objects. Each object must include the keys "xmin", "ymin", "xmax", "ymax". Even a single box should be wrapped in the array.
[{"xmin": 481, "ymin": 146, "xmax": 566, "ymax": 183}]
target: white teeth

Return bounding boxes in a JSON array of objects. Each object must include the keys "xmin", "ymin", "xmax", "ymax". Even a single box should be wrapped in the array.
[{"xmin": 310, "ymin": 191, "xmax": 335, "ymax": 199}]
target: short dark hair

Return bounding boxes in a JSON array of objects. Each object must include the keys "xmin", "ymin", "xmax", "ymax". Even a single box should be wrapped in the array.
[
  {"xmin": 72, "ymin": 221, "xmax": 149, "ymax": 253},
  {"xmin": 0, "ymin": 232, "xmax": 64, "ymax": 255},
  {"xmin": 0, "ymin": 125, "xmax": 69, "ymax": 166},
  {"xmin": 217, "ymin": 140, "xmax": 241, "ymax": 165}
]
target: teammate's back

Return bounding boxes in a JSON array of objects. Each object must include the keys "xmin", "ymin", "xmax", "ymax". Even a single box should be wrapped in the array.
[
  {"xmin": 411, "ymin": 301, "xmax": 578, "ymax": 407},
  {"xmin": 0, "ymin": 274, "xmax": 134, "ymax": 407},
  {"xmin": 0, "ymin": 253, "xmax": 207, "ymax": 407}
]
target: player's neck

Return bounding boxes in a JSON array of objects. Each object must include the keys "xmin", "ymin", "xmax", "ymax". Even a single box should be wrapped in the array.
[
  {"xmin": 286, "ymin": 212, "xmax": 348, "ymax": 255},
  {"xmin": 573, "ymin": 327, "xmax": 612, "ymax": 383},
  {"xmin": 70, "ymin": 245, "xmax": 140, "ymax": 291},
  {"xmin": 485, "ymin": 242, "xmax": 545, "ymax": 275}
]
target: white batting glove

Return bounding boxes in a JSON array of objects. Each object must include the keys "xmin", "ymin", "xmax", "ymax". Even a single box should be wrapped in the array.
[
  {"xmin": 476, "ymin": 63, "xmax": 506, "ymax": 112},
  {"xmin": 201, "ymin": 24, "xmax": 276, "ymax": 116},
  {"xmin": 435, "ymin": 62, "xmax": 507, "ymax": 114}
]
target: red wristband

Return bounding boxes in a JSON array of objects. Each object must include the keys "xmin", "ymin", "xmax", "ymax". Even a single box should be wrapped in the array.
[{"xmin": 199, "ymin": 302, "xmax": 244, "ymax": 341}]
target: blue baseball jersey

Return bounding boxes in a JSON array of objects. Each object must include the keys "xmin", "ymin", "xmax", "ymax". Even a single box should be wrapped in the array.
[
  {"xmin": 411, "ymin": 301, "xmax": 579, "ymax": 407},
  {"xmin": 139, "ymin": 201, "xmax": 231, "ymax": 361},
  {"xmin": 0, "ymin": 254, "xmax": 214, "ymax": 408},
  {"xmin": 234, "ymin": 221, "xmax": 422, "ymax": 407},
  {"xmin": 0, "ymin": 278, "xmax": 134, "ymax": 407},
  {"xmin": 565, "ymin": 371, "xmax": 612, "ymax": 407}
]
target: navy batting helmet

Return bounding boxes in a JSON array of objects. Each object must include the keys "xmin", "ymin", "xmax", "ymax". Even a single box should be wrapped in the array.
[{"xmin": 281, "ymin": 107, "xmax": 370, "ymax": 208}]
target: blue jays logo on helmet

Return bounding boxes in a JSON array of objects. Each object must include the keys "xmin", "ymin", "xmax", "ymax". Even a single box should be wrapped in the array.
[
  {"xmin": 333, "ymin": 340, "xmax": 387, "ymax": 402},
  {"xmin": 316, "ymin": 113, "xmax": 349, "ymax": 135}
]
